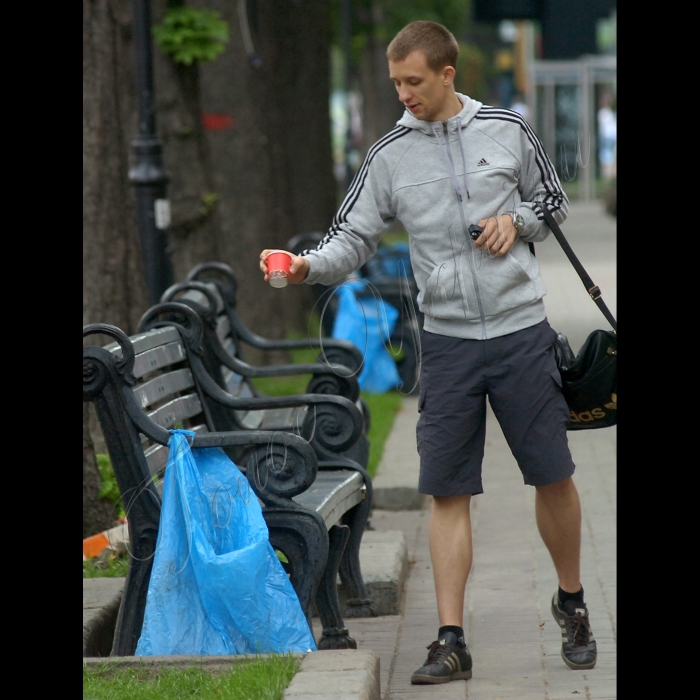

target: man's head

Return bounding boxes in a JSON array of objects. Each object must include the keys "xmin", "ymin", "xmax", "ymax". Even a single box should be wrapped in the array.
[{"xmin": 387, "ymin": 21, "xmax": 462, "ymax": 122}]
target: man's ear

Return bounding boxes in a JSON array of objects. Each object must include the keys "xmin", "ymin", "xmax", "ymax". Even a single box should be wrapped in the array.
[{"xmin": 443, "ymin": 66, "xmax": 456, "ymax": 86}]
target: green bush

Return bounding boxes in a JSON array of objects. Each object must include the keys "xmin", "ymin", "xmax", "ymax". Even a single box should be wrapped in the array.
[{"xmin": 97, "ymin": 453, "xmax": 125, "ymax": 520}]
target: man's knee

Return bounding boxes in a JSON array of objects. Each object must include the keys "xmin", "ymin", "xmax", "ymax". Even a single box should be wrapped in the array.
[
  {"xmin": 535, "ymin": 477, "xmax": 579, "ymax": 504},
  {"xmin": 432, "ymin": 494, "xmax": 472, "ymax": 510}
]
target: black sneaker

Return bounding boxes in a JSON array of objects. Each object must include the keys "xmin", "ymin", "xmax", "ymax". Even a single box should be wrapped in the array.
[
  {"xmin": 551, "ymin": 593, "xmax": 597, "ymax": 670},
  {"xmin": 410, "ymin": 631, "xmax": 473, "ymax": 685}
]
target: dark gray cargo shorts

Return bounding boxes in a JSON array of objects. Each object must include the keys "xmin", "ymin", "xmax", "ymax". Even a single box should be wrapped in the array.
[{"xmin": 416, "ymin": 319, "xmax": 575, "ymax": 496}]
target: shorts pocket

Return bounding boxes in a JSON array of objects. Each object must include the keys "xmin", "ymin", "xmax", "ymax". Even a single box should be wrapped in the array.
[{"xmin": 550, "ymin": 371, "xmax": 563, "ymax": 389}]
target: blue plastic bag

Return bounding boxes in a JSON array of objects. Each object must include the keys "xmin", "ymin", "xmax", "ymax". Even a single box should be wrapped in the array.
[
  {"xmin": 135, "ymin": 430, "xmax": 317, "ymax": 656},
  {"xmin": 331, "ymin": 279, "xmax": 401, "ymax": 393}
]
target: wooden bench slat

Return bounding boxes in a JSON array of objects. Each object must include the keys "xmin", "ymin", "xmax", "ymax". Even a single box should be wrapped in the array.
[
  {"xmin": 294, "ymin": 471, "xmax": 364, "ymax": 528},
  {"xmin": 133, "ymin": 368, "xmax": 196, "ymax": 411},
  {"xmin": 147, "ymin": 393, "xmax": 204, "ymax": 430},
  {"xmin": 259, "ymin": 406, "xmax": 308, "ymax": 431},
  {"xmin": 105, "ymin": 326, "xmax": 181, "ymax": 356},
  {"xmin": 216, "ymin": 315, "xmax": 231, "ymax": 343},
  {"xmin": 132, "ymin": 341, "xmax": 188, "ymax": 379},
  {"xmin": 221, "ymin": 365, "xmax": 247, "ymax": 397}
]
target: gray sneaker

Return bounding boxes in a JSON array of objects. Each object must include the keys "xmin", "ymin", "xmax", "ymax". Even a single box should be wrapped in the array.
[
  {"xmin": 410, "ymin": 631, "xmax": 473, "ymax": 685},
  {"xmin": 551, "ymin": 593, "xmax": 597, "ymax": 670}
]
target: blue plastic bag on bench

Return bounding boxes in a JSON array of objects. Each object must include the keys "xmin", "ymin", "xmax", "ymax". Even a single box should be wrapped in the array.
[
  {"xmin": 331, "ymin": 279, "xmax": 400, "ymax": 393},
  {"xmin": 135, "ymin": 429, "xmax": 317, "ymax": 656}
]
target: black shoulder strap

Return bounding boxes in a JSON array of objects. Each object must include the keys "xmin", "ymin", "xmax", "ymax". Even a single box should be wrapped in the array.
[{"xmin": 540, "ymin": 204, "xmax": 617, "ymax": 332}]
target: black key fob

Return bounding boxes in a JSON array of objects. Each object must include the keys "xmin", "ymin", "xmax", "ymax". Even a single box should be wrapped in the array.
[{"xmin": 468, "ymin": 224, "xmax": 483, "ymax": 241}]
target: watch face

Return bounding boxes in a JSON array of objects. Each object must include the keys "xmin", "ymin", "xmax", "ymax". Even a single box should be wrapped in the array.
[{"xmin": 514, "ymin": 214, "xmax": 524, "ymax": 230}]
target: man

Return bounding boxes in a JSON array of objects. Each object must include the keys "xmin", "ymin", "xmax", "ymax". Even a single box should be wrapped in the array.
[{"xmin": 260, "ymin": 20, "xmax": 596, "ymax": 685}]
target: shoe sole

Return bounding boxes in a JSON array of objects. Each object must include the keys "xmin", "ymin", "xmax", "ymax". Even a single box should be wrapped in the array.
[
  {"xmin": 411, "ymin": 670, "xmax": 472, "ymax": 684},
  {"xmin": 551, "ymin": 597, "xmax": 597, "ymax": 670}
]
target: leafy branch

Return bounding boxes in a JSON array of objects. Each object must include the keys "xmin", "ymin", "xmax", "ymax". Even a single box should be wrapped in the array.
[{"xmin": 153, "ymin": 6, "xmax": 229, "ymax": 66}]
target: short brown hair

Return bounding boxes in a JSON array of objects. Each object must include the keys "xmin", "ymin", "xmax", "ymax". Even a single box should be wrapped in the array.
[{"xmin": 386, "ymin": 21, "xmax": 459, "ymax": 72}]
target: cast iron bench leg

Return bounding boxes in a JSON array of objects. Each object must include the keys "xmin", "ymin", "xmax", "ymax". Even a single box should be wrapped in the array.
[
  {"xmin": 264, "ymin": 509, "xmax": 329, "ymax": 634},
  {"xmin": 315, "ymin": 524, "xmax": 357, "ymax": 650},
  {"xmin": 338, "ymin": 498, "xmax": 374, "ymax": 618}
]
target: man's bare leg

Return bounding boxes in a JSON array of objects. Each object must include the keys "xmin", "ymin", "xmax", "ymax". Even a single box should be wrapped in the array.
[
  {"xmin": 429, "ymin": 494, "xmax": 473, "ymax": 626},
  {"xmin": 536, "ymin": 476, "xmax": 597, "ymax": 670},
  {"xmin": 535, "ymin": 476, "xmax": 581, "ymax": 593},
  {"xmin": 411, "ymin": 493, "xmax": 474, "ymax": 685}
]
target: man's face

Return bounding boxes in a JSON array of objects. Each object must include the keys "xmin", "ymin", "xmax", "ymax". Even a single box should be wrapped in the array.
[{"xmin": 389, "ymin": 50, "xmax": 455, "ymax": 122}]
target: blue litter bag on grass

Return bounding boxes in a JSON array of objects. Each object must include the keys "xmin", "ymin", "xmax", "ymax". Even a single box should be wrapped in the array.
[
  {"xmin": 331, "ymin": 279, "xmax": 401, "ymax": 393},
  {"xmin": 135, "ymin": 429, "xmax": 316, "ymax": 656}
]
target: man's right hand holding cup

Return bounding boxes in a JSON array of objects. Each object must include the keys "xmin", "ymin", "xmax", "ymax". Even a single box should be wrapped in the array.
[{"xmin": 259, "ymin": 249, "xmax": 310, "ymax": 286}]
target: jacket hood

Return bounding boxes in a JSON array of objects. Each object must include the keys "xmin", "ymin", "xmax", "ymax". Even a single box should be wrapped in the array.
[{"xmin": 397, "ymin": 92, "xmax": 482, "ymax": 134}]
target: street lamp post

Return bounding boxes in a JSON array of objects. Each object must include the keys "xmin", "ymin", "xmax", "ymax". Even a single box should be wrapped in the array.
[{"xmin": 129, "ymin": 0, "xmax": 173, "ymax": 307}]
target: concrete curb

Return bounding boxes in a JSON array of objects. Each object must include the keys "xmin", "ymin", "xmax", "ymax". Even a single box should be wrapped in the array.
[
  {"xmin": 283, "ymin": 650, "xmax": 380, "ymax": 700},
  {"xmin": 338, "ymin": 530, "xmax": 407, "ymax": 616},
  {"xmin": 83, "ymin": 578, "xmax": 125, "ymax": 657}
]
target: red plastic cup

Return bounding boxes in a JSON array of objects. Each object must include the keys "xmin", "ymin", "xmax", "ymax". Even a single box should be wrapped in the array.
[{"xmin": 267, "ymin": 251, "xmax": 292, "ymax": 288}]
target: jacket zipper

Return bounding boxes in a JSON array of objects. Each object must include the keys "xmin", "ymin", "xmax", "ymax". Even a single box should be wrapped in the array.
[{"xmin": 443, "ymin": 121, "xmax": 487, "ymax": 338}]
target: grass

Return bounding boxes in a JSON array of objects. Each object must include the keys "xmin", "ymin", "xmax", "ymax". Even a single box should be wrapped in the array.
[
  {"xmin": 83, "ymin": 654, "xmax": 299, "ymax": 700},
  {"xmin": 361, "ymin": 390, "xmax": 403, "ymax": 479},
  {"xmin": 83, "ymin": 549, "xmax": 130, "ymax": 578}
]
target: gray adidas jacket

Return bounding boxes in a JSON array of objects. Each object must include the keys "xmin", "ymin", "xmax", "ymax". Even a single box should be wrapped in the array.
[{"xmin": 303, "ymin": 93, "xmax": 568, "ymax": 340}]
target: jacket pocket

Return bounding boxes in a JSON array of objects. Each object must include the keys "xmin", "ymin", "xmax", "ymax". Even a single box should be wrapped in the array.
[
  {"xmin": 474, "ymin": 251, "xmax": 539, "ymax": 318},
  {"xmin": 420, "ymin": 259, "xmax": 479, "ymax": 322}
]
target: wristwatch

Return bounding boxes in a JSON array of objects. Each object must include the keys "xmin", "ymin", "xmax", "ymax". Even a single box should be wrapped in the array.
[{"xmin": 510, "ymin": 211, "xmax": 525, "ymax": 234}]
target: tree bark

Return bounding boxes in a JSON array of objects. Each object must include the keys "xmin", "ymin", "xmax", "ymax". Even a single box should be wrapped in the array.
[
  {"xmin": 83, "ymin": 405, "xmax": 115, "ymax": 538},
  {"xmin": 196, "ymin": 0, "xmax": 336, "ymax": 353},
  {"xmin": 84, "ymin": 0, "xmax": 144, "ymax": 538},
  {"xmin": 152, "ymin": 1, "xmax": 223, "ymax": 279},
  {"xmin": 359, "ymin": 33, "xmax": 404, "ymax": 157},
  {"xmin": 83, "ymin": 0, "xmax": 145, "ymax": 334}
]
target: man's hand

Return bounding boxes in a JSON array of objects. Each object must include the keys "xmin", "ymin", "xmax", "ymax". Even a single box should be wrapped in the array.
[
  {"xmin": 472, "ymin": 214, "xmax": 518, "ymax": 256},
  {"xmin": 259, "ymin": 249, "xmax": 310, "ymax": 284}
]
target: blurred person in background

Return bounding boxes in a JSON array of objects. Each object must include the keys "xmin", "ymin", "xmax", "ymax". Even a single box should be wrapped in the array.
[
  {"xmin": 510, "ymin": 92, "xmax": 529, "ymax": 122},
  {"xmin": 597, "ymin": 89, "xmax": 617, "ymax": 180}
]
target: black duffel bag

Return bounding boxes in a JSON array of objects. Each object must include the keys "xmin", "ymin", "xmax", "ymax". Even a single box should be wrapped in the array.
[
  {"xmin": 540, "ymin": 205, "xmax": 617, "ymax": 431},
  {"xmin": 554, "ymin": 329, "xmax": 616, "ymax": 430}
]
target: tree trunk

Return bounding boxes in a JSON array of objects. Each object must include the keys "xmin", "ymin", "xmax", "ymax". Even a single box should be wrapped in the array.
[
  {"xmin": 152, "ymin": 1, "xmax": 223, "ymax": 279},
  {"xmin": 359, "ymin": 33, "xmax": 404, "ymax": 157},
  {"xmin": 83, "ymin": 0, "xmax": 144, "ymax": 538},
  {"xmin": 196, "ymin": 0, "xmax": 336, "ymax": 355},
  {"xmin": 83, "ymin": 0, "xmax": 145, "ymax": 334}
]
